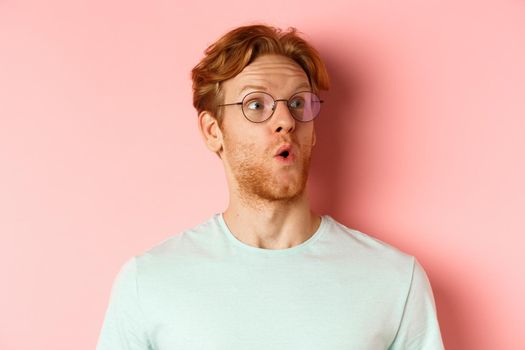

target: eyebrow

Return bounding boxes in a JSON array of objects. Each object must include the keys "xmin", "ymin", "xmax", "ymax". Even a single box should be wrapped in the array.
[
  {"xmin": 238, "ymin": 85, "xmax": 269, "ymax": 95},
  {"xmin": 238, "ymin": 83, "xmax": 311, "ymax": 98}
]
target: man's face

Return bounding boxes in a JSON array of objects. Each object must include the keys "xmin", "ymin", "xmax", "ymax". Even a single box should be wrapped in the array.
[{"xmin": 218, "ymin": 54, "xmax": 317, "ymax": 203}]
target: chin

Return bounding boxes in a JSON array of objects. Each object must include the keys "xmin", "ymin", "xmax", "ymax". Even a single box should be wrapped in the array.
[
  {"xmin": 254, "ymin": 177, "xmax": 309, "ymax": 202},
  {"xmin": 231, "ymin": 153, "xmax": 311, "ymax": 203}
]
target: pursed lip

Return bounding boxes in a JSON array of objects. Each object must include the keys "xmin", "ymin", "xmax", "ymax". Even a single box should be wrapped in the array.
[
  {"xmin": 273, "ymin": 143, "xmax": 296, "ymax": 164},
  {"xmin": 274, "ymin": 143, "xmax": 293, "ymax": 157}
]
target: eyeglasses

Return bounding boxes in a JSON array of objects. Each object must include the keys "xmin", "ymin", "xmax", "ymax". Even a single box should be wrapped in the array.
[{"xmin": 217, "ymin": 91, "xmax": 324, "ymax": 123}]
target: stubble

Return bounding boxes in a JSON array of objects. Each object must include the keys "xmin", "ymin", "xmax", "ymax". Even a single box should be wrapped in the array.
[{"xmin": 224, "ymin": 136, "xmax": 312, "ymax": 207}]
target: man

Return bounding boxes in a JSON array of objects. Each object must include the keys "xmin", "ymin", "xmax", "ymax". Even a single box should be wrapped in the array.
[{"xmin": 97, "ymin": 24, "xmax": 444, "ymax": 349}]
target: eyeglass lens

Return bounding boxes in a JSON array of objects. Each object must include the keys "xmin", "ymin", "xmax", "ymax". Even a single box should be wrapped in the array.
[{"xmin": 242, "ymin": 91, "xmax": 321, "ymax": 123}]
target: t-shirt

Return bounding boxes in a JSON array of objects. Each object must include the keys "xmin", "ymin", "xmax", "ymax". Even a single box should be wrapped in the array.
[{"xmin": 96, "ymin": 213, "xmax": 444, "ymax": 350}]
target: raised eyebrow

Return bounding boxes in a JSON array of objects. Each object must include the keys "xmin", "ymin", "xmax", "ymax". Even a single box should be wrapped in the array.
[
  {"xmin": 238, "ymin": 85, "xmax": 268, "ymax": 97},
  {"xmin": 292, "ymin": 83, "xmax": 312, "ymax": 93},
  {"xmin": 238, "ymin": 83, "xmax": 312, "ymax": 99}
]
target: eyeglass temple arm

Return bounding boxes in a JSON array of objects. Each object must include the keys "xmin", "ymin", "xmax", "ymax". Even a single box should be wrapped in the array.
[{"xmin": 217, "ymin": 102, "xmax": 243, "ymax": 107}]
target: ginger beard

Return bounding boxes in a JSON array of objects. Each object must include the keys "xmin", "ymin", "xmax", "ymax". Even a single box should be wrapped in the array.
[{"xmin": 222, "ymin": 131, "xmax": 313, "ymax": 204}]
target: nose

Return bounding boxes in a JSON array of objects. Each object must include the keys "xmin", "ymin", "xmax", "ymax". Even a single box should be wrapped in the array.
[{"xmin": 271, "ymin": 100, "xmax": 295, "ymax": 134}]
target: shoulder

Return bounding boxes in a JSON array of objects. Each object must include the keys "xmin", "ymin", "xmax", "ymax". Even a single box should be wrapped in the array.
[
  {"xmin": 321, "ymin": 215, "xmax": 417, "ymax": 277},
  {"xmin": 131, "ymin": 214, "xmax": 222, "ymax": 271}
]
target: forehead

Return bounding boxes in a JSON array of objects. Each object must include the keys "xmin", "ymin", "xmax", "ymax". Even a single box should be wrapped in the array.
[{"xmin": 222, "ymin": 55, "xmax": 310, "ymax": 98}]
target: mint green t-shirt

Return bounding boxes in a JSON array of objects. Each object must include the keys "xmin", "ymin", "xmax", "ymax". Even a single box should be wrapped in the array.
[{"xmin": 96, "ymin": 214, "xmax": 444, "ymax": 350}]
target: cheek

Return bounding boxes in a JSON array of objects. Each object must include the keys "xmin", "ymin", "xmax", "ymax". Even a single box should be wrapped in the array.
[
  {"xmin": 223, "ymin": 132, "xmax": 261, "ymax": 161},
  {"xmin": 297, "ymin": 125, "xmax": 315, "ymax": 145}
]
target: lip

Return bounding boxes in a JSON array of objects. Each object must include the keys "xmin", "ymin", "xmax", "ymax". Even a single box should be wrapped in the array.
[
  {"xmin": 274, "ymin": 143, "xmax": 292, "ymax": 157},
  {"xmin": 273, "ymin": 143, "xmax": 295, "ymax": 164}
]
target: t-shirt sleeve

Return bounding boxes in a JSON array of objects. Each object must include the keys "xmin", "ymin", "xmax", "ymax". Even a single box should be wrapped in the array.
[
  {"xmin": 96, "ymin": 257, "xmax": 153, "ymax": 350},
  {"xmin": 388, "ymin": 258, "xmax": 445, "ymax": 350}
]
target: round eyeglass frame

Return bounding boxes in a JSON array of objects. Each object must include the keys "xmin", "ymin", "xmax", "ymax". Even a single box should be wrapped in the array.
[{"xmin": 217, "ymin": 90, "xmax": 324, "ymax": 123}]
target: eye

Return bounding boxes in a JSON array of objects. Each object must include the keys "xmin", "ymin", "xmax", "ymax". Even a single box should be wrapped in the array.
[
  {"xmin": 246, "ymin": 99, "xmax": 265, "ymax": 111},
  {"xmin": 289, "ymin": 97, "xmax": 305, "ymax": 109}
]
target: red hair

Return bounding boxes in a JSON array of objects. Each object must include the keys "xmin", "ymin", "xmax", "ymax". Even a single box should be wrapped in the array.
[{"xmin": 191, "ymin": 24, "xmax": 330, "ymax": 125}]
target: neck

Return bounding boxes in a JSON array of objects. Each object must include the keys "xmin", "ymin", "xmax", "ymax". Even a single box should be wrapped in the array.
[{"xmin": 222, "ymin": 189, "xmax": 321, "ymax": 250}]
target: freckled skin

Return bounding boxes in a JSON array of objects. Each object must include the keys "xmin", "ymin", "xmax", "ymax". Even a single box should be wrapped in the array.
[{"xmin": 219, "ymin": 55, "xmax": 317, "ymax": 207}]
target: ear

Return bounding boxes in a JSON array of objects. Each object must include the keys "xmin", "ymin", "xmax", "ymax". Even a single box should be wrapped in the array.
[{"xmin": 198, "ymin": 111, "xmax": 223, "ymax": 154}]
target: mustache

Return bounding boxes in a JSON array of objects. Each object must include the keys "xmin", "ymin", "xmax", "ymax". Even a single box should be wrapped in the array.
[{"xmin": 270, "ymin": 137, "xmax": 314, "ymax": 150}]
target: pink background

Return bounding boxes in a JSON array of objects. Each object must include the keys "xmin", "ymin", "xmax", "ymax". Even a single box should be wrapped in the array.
[{"xmin": 1, "ymin": 0, "xmax": 524, "ymax": 349}]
